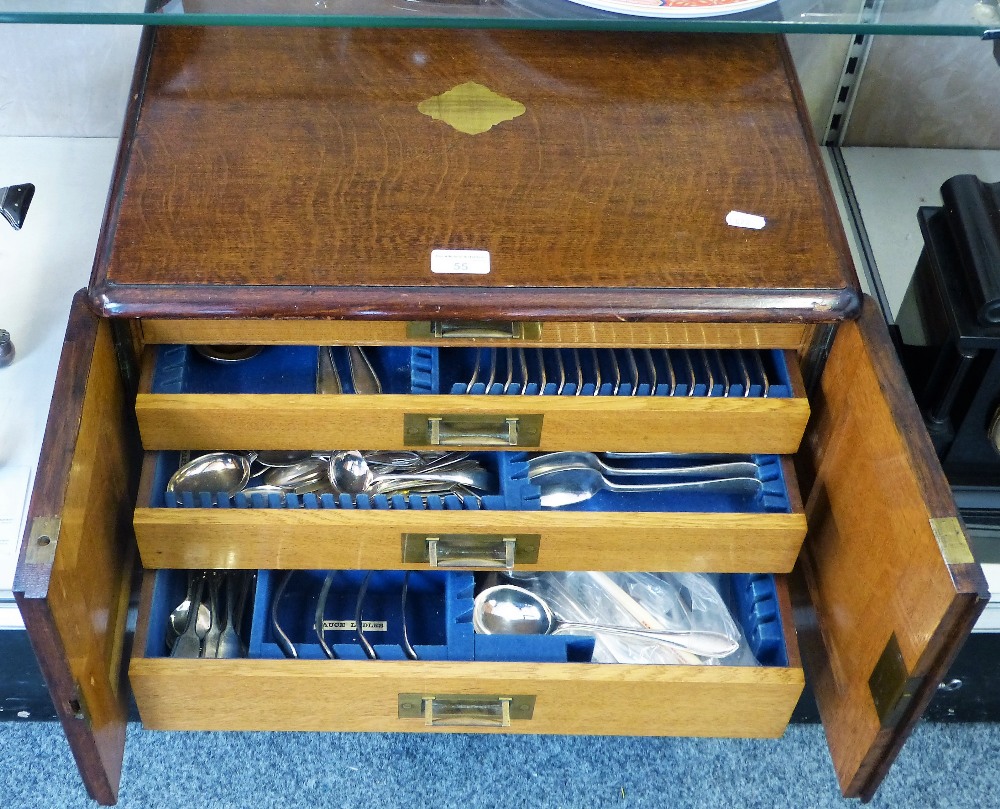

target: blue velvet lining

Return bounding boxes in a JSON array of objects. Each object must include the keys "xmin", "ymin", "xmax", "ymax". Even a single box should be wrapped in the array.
[
  {"xmin": 441, "ymin": 347, "xmax": 793, "ymax": 397},
  {"xmin": 152, "ymin": 451, "xmax": 790, "ymax": 515},
  {"xmin": 150, "ymin": 345, "xmax": 791, "ymax": 398},
  {"xmin": 144, "ymin": 569, "xmax": 787, "ymax": 667}
]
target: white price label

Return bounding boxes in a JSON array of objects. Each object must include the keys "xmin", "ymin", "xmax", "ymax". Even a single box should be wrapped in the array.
[{"xmin": 431, "ymin": 249, "xmax": 491, "ymax": 275}]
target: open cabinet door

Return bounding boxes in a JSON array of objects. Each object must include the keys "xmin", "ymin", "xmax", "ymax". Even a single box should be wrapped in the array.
[
  {"xmin": 13, "ymin": 292, "xmax": 138, "ymax": 806},
  {"xmin": 796, "ymin": 297, "xmax": 989, "ymax": 800}
]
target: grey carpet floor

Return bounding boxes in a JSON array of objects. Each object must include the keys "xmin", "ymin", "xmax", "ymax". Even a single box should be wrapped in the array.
[{"xmin": 2, "ymin": 722, "xmax": 999, "ymax": 808}]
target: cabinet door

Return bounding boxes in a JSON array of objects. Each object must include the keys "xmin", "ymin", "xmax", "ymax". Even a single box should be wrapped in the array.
[
  {"xmin": 798, "ymin": 298, "xmax": 989, "ymax": 800},
  {"xmin": 13, "ymin": 293, "xmax": 138, "ymax": 806}
]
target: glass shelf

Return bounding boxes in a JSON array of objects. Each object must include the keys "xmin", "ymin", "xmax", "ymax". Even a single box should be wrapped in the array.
[{"xmin": 1, "ymin": 0, "xmax": 998, "ymax": 36}]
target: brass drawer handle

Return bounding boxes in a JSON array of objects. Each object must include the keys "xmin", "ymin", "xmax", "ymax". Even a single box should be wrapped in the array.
[
  {"xmin": 407, "ymin": 320, "xmax": 542, "ymax": 341},
  {"xmin": 403, "ymin": 413, "xmax": 543, "ymax": 447},
  {"xmin": 401, "ymin": 533, "xmax": 541, "ymax": 569},
  {"xmin": 398, "ymin": 694, "xmax": 536, "ymax": 727}
]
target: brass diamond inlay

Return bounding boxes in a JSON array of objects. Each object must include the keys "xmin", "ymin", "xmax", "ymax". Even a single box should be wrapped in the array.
[{"xmin": 418, "ymin": 81, "xmax": 526, "ymax": 135}]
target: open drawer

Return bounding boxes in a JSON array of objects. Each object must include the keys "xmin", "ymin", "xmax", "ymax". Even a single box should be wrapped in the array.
[
  {"xmin": 129, "ymin": 568, "xmax": 804, "ymax": 738},
  {"xmin": 12, "ymin": 297, "xmax": 991, "ymax": 804},
  {"xmin": 134, "ymin": 343, "xmax": 811, "ymax": 454},
  {"xmin": 133, "ymin": 450, "xmax": 806, "ymax": 572}
]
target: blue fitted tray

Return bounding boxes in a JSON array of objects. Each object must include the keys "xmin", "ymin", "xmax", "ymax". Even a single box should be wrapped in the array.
[
  {"xmin": 152, "ymin": 451, "xmax": 791, "ymax": 515},
  {"xmin": 144, "ymin": 569, "xmax": 787, "ymax": 667},
  {"xmin": 150, "ymin": 344, "xmax": 792, "ymax": 398}
]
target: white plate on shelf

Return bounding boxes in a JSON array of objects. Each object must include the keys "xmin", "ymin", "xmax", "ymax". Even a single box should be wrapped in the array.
[{"xmin": 561, "ymin": 0, "xmax": 779, "ymax": 18}]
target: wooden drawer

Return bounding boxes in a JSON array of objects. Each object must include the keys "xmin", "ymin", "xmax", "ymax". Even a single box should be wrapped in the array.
[
  {"xmin": 135, "ymin": 343, "xmax": 810, "ymax": 454},
  {"xmin": 129, "ymin": 569, "xmax": 804, "ymax": 737},
  {"xmin": 133, "ymin": 451, "xmax": 806, "ymax": 572}
]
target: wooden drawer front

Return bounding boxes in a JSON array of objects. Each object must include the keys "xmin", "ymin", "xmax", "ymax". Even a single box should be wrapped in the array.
[
  {"xmin": 134, "ymin": 453, "xmax": 805, "ymax": 573},
  {"xmin": 131, "ymin": 659, "xmax": 803, "ymax": 736},
  {"xmin": 129, "ymin": 570, "xmax": 803, "ymax": 737},
  {"xmin": 139, "ymin": 319, "xmax": 814, "ymax": 351},
  {"xmin": 135, "ymin": 345, "xmax": 809, "ymax": 454}
]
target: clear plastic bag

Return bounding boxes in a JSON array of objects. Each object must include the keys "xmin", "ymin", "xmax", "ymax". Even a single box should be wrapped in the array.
[{"xmin": 507, "ymin": 571, "xmax": 757, "ymax": 666}]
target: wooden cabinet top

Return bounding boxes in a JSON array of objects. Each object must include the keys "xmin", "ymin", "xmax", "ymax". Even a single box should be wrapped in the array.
[{"xmin": 91, "ymin": 27, "xmax": 858, "ymax": 322}]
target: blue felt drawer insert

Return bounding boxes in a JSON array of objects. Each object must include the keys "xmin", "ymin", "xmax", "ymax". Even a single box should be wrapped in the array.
[
  {"xmin": 250, "ymin": 569, "xmax": 475, "ymax": 662},
  {"xmin": 151, "ymin": 451, "xmax": 792, "ymax": 515},
  {"xmin": 150, "ymin": 344, "xmax": 792, "ymax": 399},
  {"xmin": 151, "ymin": 345, "xmax": 434, "ymax": 395},
  {"xmin": 152, "ymin": 451, "xmax": 525, "ymax": 511},
  {"xmin": 143, "ymin": 569, "xmax": 258, "ymax": 659},
  {"xmin": 144, "ymin": 569, "xmax": 788, "ymax": 668},
  {"xmin": 440, "ymin": 347, "xmax": 794, "ymax": 397},
  {"xmin": 524, "ymin": 453, "xmax": 792, "ymax": 514}
]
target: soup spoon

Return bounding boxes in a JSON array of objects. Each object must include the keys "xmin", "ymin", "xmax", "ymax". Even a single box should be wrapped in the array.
[
  {"xmin": 166, "ymin": 452, "xmax": 252, "ymax": 502},
  {"xmin": 472, "ymin": 584, "xmax": 738, "ymax": 658},
  {"xmin": 328, "ymin": 450, "xmax": 493, "ymax": 494}
]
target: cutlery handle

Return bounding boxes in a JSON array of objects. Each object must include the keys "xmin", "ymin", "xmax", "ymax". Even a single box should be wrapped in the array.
[
  {"xmin": 601, "ymin": 462, "xmax": 759, "ymax": 478},
  {"xmin": 348, "ymin": 346, "xmax": 382, "ymax": 394},
  {"xmin": 587, "ymin": 572, "xmax": 664, "ymax": 630},
  {"xmin": 604, "ymin": 477, "xmax": 762, "ymax": 495},
  {"xmin": 552, "ymin": 622, "xmax": 738, "ymax": 658},
  {"xmin": 602, "ymin": 452, "xmax": 754, "ymax": 461}
]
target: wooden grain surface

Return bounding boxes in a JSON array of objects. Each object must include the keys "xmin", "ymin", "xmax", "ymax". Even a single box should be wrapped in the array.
[
  {"xmin": 794, "ymin": 298, "xmax": 988, "ymax": 799},
  {"xmin": 132, "ymin": 508, "xmax": 807, "ymax": 573},
  {"xmin": 139, "ymin": 319, "xmax": 812, "ymax": 349},
  {"xmin": 92, "ymin": 28, "xmax": 857, "ymax": 322},
  {"xmin": 12, "ymin": 295, "xmax": 137, "ymax": 806},
  {"xmin": 134, "ymin": 392, "xmax": 810, "ymax": 453},
  {"xmin": 129, "ymin": 657, "xmax": 803, "ymax": 736}
]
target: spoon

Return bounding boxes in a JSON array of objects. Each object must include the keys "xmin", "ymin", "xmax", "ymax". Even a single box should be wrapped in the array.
[
  {"xmin": 532, "ymin": 468, "xmax": 763, "ymax": 508},
  {"xmin": 166, "ymin": 452, "xmax": 251, "ymax": 502},
  {"xmin": 254, "ymin": 450, "xmax": 318, "ymax": 467},
  {"xmin": 192, "ymin": 345, "xmax": 263, "ymax": 363},
  {"xmin": 328, "ymin": 450, "xmax": 493, "ymax": 495},
  {"xmin": 263, "ymin": 458, "xmax": 328, "ymax": 491},
  {"xmin": 527, "ymin": 452, "xmax": 758, "ymax": 480},
  {"xmin": 200, "ymin": 573, "xmax": 223, "ymax": 659},
  {"xmin": 167, "ymin": 572, "xmax": 211, "ymax": 643},
  {"xmin": 316, "ymin": 346, "xmax": 343, "ymax": 394},
  {"xmin": 216, "ymin": 573, "xmax": 245, "ymax": 659},
  {"xmin": 472, "ymin": 584, "xmax": 739, "ymax": 658},
  {"xmin": 347, "ymin": 346, "xmax": 382, "ymax": 394},
  {"xmin": 171, "ymin": 573, "xmax": 206, "ymax": 658}
]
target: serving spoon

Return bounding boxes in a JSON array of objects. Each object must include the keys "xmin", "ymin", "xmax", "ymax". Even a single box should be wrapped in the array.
[{"xmin": 472, "ymin": 584, "xmax": 738, "ymax": 658}]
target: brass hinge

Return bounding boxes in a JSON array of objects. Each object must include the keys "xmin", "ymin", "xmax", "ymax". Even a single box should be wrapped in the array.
[
  {"xmin": 869, "ymin": 632, "xmax": 922, "ymax": 728},
  {"xmin": 930, "ymin": 517, "xmax": 976, "ymax": 566},
  {"xmin": 25, "ymin": 516, "xmax": 60, "ymax": 566}
]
